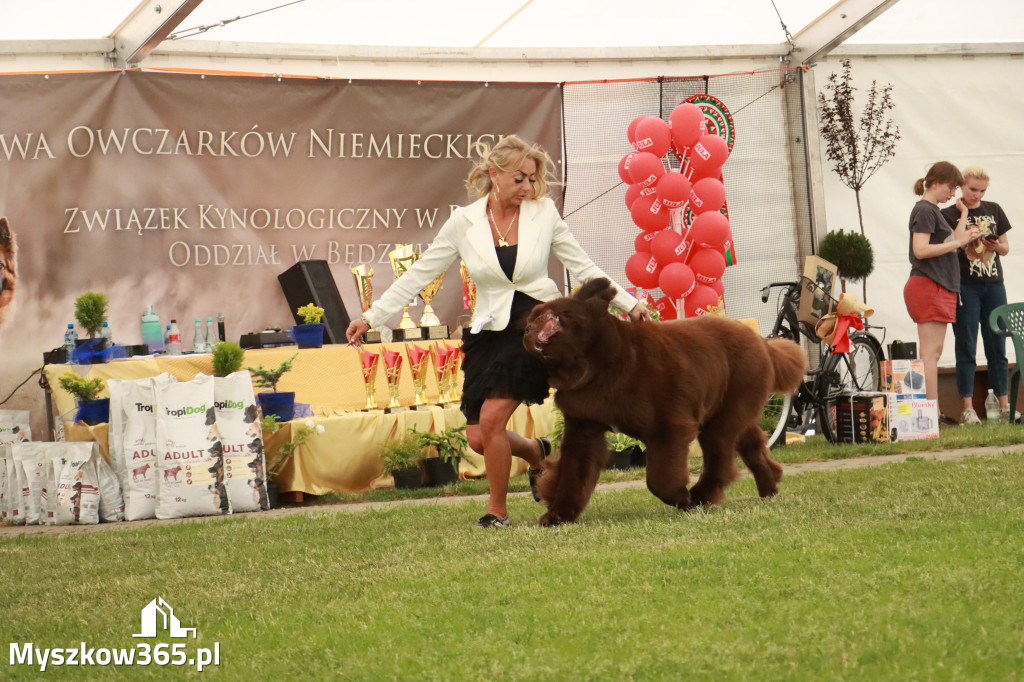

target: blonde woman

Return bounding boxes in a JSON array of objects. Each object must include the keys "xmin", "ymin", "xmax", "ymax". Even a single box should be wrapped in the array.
[
  {"xmin": 940, "ymin": 166, "xmax": 1014, "ymax": 423},
  {"xmin": 347, "ymin": 135, "xmax": 650, "ymax": 527},
  {"xmin": 904, "ymin": 161, "xmax": 980, "ymax": 405}
]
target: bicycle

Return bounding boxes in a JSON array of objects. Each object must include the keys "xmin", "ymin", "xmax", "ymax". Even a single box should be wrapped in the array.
[{"xmin": 760, "ymin": 278, "xmax": 885, "ymax": 447}]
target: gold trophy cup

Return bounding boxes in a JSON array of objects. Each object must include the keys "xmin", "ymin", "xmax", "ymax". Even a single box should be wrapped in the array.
[
  {"xmin": 351, "ymin": 264, "xmax": 381, "ymax": 344},
  {"xmin": 359, "ymin": 350, "xmax": 380, "ymax": 411},
  {"xmin": 418, "ymin": 271, "xmax": 449, "ymax": 340},
  {"xmin": 388, "ymin": 244, "xmax": 422, "ymax": 342}
]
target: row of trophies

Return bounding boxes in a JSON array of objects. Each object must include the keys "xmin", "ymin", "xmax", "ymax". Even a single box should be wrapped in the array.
[
  {"xmin": 350, "ymin": 244, "xmax": 478, "ymax": 344},
  {"xmin": 359, "ymin": 342, "xmax": 462, "ymax": 411}
]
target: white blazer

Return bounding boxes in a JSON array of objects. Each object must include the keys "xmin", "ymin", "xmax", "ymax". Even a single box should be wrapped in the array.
[{"xmin": 363, "ymin": 196, "xmax": 637, "ymax": 333}]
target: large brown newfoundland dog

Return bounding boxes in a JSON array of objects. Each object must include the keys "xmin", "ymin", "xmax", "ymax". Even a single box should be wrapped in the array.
[{"xmin": 523, "ymin": 278, "xmax": 805, "ymax": 526}]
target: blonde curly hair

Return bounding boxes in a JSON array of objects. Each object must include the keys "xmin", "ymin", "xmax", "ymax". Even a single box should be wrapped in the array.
[{"xmin": 465, "ymin": 134, "xmax": 560, "ymax": 200}]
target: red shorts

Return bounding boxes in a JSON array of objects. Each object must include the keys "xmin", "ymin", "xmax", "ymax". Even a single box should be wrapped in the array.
[{"xmin": 904, "ymin": 275, "xmax": 956, "ymax": 324}]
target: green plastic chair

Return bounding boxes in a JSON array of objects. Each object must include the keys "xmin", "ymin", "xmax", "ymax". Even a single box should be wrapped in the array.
[{"xmin": 989, "ymin": 302, "xmax": 1024, "ymax": 423}]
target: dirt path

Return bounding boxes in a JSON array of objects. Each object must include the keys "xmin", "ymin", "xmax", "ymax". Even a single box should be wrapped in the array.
[{"xmin": 4, "ymin": 443, "xmax": 1023, "ymax": 539}]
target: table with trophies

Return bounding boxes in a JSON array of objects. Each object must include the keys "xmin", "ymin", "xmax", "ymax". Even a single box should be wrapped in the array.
[{"xmin": 43, "ymin": 244, "xmax": 557, "ymax": 496}]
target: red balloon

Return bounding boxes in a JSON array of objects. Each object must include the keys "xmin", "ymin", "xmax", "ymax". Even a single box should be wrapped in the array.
[
  {"xmin": 669, "ymin": 103, "xmax": 706, "ymax": 152},
  {"xmin": 684, "ymin": 284, "xmax": 721, "ymax": 318},
  {"xmin": 689, "ymin": 211, "xmax": 730, "ymax": 249},
  {"xmin": 651, "ymin": 229, "xmax": 686, "ymax": 264},
  {"xmin": 689, "ymin": 177, "xmax": 726, "ymax": 214},
  {"xmin": 634, "ymin": 117, "xmax": 671, "ymax": 158},
  {"xmin": 634, "ymin": 230, "xmax": 657, "ymax": 253},
  {"xmin": 624, "ymin": 252, "xmax": 662, "ymax": 289},
  {"xmin": 618, "ymin": 152, "xmax": 637, "ymax": 184},
  {"xmin": 652, "ymin": 296, "xmax": 677, "ymax": 320},
  {"xmin": 628, "ymin": 152, "xmax": 666, "ymax": 189},
  {"xmin": 630, "ymin": 193, "xmax": 670, "ymax": 232},
  {"xmin": 627, "ymin": 116, "xmax": 649, "ymax": 146},
  {"xmin": 689, "ymin": 134, "xmax": 730, "ymax": 177},
  {"xmin": 656, "ymin": 172, "xmax": 692, "ymax": 209},
  {"xmin": 659, "ymin": 262, "xmax": 697, "ymax": 300},
  {"xmin": 625, "ymin": 183, "xmax": 656, "ymax": 210},
  {"xmin": 689, "ymin": 247, "xmax": 727, "ymax": 284},
  {"xmin": 707, "ymin": 277, "xmax": 725, "ymax": 297}
]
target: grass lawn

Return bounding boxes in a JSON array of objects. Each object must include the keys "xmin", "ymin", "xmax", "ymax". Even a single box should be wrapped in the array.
[{"xmin": 3, "ymin": 449, "xmax": 1024, "ymax": 681}]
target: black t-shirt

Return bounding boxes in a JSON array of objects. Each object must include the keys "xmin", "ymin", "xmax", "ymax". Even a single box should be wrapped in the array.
[
  {"xmin": 940, "ymin": 200, "xmax": 1012, "ymax": 284},
  {"xmin": 909, "ymin": 200, "xmax": 960, "ymax": 292}
]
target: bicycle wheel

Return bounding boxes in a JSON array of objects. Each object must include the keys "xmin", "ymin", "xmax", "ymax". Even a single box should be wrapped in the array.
[
  {"xmin": 818, "ymin": 335, "xmax": 883, "ymax": 443},
  {"xmin": 761, "ymin": 392, "xmax": 793, "ymax": 449}
]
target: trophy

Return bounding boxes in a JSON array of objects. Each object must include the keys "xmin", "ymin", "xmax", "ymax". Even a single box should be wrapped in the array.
[
  {"xmin": 381, "ymin": 348, "xmax": 406, "ymax": 411},
  {"xmin": 406, "ymin": 344, "xmax": 433, "ymax": 409},
  {"xmin": 388, "ymin": 245, "xmax": 422, "ymax": 342},
  {"xmin": 418, "ymin": 272, "xmax": 449, "ymax": 340},
  {"xmin": 359, "ymin": 349, "xmax": 380, "ymax": 411},
  {"xmin": 460, "ymin": 260, "xmax": 477, "ymax": 314},
  {"xmin": 444, "ymin": 342, "xmax": 463, "ymax": 403},
  {"xmin": 351, "ymin": 264, "xmax": 381, "ymax": 344},
  {"xmin": 430, "ymin": 343, "xmax": 453, "ymax": 404}
]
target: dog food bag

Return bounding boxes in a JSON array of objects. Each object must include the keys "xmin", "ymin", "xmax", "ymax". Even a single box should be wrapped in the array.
[
  {"xmin": 109, "ymin": 374, "xmax": 175, "ymax": 483},
  {"xmin": 40, "ymin": 454, "xmax": 58, "ymax": 525},
  {"xmin": 121, "ymin": 378, "xmax": 161, "ymax": 521},
  {"xmin": 154, "ymin": 373, "xmax": 231, "ymax": 519},
  {"xmin": 214, "ymin": 371, "xmax": 269, "ymax": 512},
  {"xmin": 96, "ymin": 450, "xmax": 124, "ymax": 522},
  {"xmin": 0, "ymin": 409, "xmax": 32, "ymax": 444},
  {"xmin": 0, "ymin": 444, "xmax": 13, "ymax": 523},
  {"xmin": 11, "ymin": 442, "xmax": 51, "ymax": 525},
  {"xmin": 52, "ymin": 443, "xmax": 100, "ymax": 525}
]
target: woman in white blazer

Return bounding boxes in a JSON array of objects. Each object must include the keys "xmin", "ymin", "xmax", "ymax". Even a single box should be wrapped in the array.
[{"xmin": 347, "ymin": 135, "xmax": 649, "ymax": 528}]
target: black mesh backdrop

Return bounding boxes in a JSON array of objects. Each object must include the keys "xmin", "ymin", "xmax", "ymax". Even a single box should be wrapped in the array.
[{"xmin": 561, "ymin": 69, "xmax": 813, "ymax": 336}]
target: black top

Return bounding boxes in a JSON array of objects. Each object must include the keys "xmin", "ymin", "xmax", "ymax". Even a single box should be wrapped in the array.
[
  {"xmin": 908, "ymin": 200, "xmax": 960, "ymax": 293},
  {"xmin": 940, "ymin": 200, "xmax": 1013, "ymax": 284}
]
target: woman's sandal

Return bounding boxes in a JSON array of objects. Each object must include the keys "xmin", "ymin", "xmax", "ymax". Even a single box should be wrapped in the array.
[{"xmin": 528, "ymin": 437, "xmax": 552, "ymax": 503}]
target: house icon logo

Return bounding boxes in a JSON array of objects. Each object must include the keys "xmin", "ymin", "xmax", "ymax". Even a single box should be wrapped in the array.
[{"xmin": 132, "ymin": 597, "xmax": 197, "ymax": 639}]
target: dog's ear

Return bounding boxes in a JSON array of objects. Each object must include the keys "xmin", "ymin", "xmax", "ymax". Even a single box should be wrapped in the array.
[
  {"xmin": 0, "ymin": 218, "xmax": 12, "ymax": 251},
  {"xmin": 574, "ymin": 278, "xmax": 615, "ymax": 305}
]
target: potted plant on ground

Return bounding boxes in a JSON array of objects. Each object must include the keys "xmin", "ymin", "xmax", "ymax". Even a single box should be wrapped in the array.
[
  {"xmin": 292, "ymin": 302, "xmax": 326, "ymax": 349},
  {"xmin": 246, "ymin": 352, "xmax": 299, "ymax": 422},
  {"xmin": 261, "ymin": 415, "xmax": 324, "ymax": 507},
  {"xmin": 73, "ymin": 291, "xmax": 110, "ymax": 362},
  {"xmin": 417, "ymin": 424, "xmax": 468, "ymax": 487},
  {"xmin": 212, "ymin": 341, "xmax": 245, "ymax": 378},
  {"xmin": 58, "ymin": 372, "xmax": 108, "ymax": 425},
  {"xmin": 607, "ymin": 432, "xmax": 644, "ymax": 470},
  {"xmin": 381, "ymin": 430, "xmax": 427, "ymax": 490}
]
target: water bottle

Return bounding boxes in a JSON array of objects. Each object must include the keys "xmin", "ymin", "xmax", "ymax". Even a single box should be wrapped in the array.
[
  {"xmin": 100, "ymin": 321, "xmax": 112, "ymax": 345},
  {"xmin": 163, "ymin": 324, "xmax": 171, "ymax": 352},
  {"xmin": 166, "ymin": 319, "xmax": 183, "ymax": 356},
  {"xmin": 141, "ymin": 305, "xmax": 163, "ymax": 354},
  {"xmin": 985, "ymin": 389, "xmax": 1000, "ymax": 421},
  {"xmin": 206, "ymin": 317, "xmax": 218, "ymax": 350},
  {"xmin": 63, "ymin": 324, "xmax": 78, "ymax": 360},
  {"xmin": 193, "ymin": 317, "xmax": 205, "ymax": 353}
]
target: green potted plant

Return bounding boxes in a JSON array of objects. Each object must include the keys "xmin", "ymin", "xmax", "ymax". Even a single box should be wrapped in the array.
[
  {"xmin": 417, "ymin": 424, "xmax": 468, "ymax": 487},
  {"xmin": 607, "ymin": 432, "xmax": 644, "ymax": 470},
  {"xmin": 212, "ymin": 341, "xmax": 245, "ymax": 378},
  {"xmin": 817, "ymin": 229, "xmax": 875, "ymax": 295},
  {"xmin": 73, "ymin": 291, "xmax": 111, "ymax": 362},
  {"xmin": 380, "ymin": 430, "xmax": 427, "ymax": 490},
  {"xmin": 58, "ymin": 372, "xmax": 108, "ymax": 425},
  {"xmin": 292, "ymin": 302, "xmax": 326, "ymax": 349},
  {"xmin": 246, "ymin": 352, "xmax": 299, "ymax": 422}
]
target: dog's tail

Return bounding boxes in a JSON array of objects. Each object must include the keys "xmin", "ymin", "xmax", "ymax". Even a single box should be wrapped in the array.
[{"xmin": 765, "ymin": 337, "xmax": 805, "ymax": 395}]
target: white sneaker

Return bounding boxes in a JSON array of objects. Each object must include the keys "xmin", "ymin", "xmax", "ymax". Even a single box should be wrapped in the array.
[
  {"xmin": 1000, "ymin": 407, "xmax": 1020, "ymax": 423},
  {"xmin": 960, "ymin": 408, "xmax": 982, "ymax": 425}
]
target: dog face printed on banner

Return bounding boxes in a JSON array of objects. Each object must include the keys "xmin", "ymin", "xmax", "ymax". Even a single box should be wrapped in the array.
[{"xmin": 0, "ymin": 218, "xmax": 16, "ymax": 327}]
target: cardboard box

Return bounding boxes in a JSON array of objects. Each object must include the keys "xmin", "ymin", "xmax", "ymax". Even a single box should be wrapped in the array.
[
  {"xmin": 797, "ymin": 255, "xmax": 838, "ymax": 328},
  {"xmin": 881, "ymin": 360, "xmax": 927, "ymax": 396},
  {"xmin": 835, "ymin": 392, "xmax": 892, "ymax": 444},
  {"xmin": 887, "ymin": 394, "xmax": 940, "ymax": 441}
]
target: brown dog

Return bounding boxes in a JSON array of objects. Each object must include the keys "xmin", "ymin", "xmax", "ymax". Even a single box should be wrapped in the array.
[
  {"xmin": 0, "ymin": 218, "xmax": 15, "ymax": 327},
  {"xmin": 523, "ymin": 278, "xmax": 805, "ymax": 526}
]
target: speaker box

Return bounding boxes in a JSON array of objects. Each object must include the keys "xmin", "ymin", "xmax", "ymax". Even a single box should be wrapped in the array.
[{"xmin": 277, "ymin": 260, "xmax": 351, "ymax": 344}]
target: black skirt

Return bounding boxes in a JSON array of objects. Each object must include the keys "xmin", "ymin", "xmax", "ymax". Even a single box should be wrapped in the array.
[{"xmin": 460, "ymin": 290, "xmax": 551, "ymax": 424}]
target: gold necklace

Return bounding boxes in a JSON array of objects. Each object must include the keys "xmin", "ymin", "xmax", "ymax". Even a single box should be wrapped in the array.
[{"xmin": 488, "ymin": 204, "xmax": 519, "ymax": 247}]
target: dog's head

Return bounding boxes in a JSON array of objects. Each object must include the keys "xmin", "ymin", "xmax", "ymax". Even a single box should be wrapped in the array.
[{"xmin": 524, "ymin": 277, "xmax": 618, "ymax": 374}]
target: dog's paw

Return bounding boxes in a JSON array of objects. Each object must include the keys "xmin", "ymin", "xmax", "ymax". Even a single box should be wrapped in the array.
[{"xmin": 538, "ymin": 512, "xmax": 568, "ymax": 527}]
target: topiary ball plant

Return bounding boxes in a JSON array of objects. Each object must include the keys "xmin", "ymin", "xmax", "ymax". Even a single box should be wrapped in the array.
[
  {"xmin": 817, "ymin": 229, "xmax": 874, "ymax": 293},
  {"xmin": 74, "ymin": 292, "xmax": 109, "ymax": 338},
  {"xmin": 212, "ymin": 341, "xmax": 245, "ymax": 378}
]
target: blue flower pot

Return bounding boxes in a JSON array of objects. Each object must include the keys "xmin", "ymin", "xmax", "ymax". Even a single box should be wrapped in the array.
[
  {"xmin": 257, "ymin": 391, "xmax": 296, "ymax": 422},
  {"xmin": 76, "ymin": 398, "xmax": 110, "ymax": 426},
  {"xmin": 291, "ymin": 323, "xmax": 325, "ymax": 349}
]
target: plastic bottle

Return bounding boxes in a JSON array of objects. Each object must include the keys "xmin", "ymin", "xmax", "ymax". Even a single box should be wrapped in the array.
[
  {"xmin": 193, "ymin": 317, "xmax": 205, "ymax": 353},
  {"xmin": 206, "ymin": 317, "xmax": 217, "ymax": 350},
  {"xmin": 63, "ymin": 323, "xmax": 78, "ymax": 360},
  {"xmin": 141, "ymin": 305, "xmax": 163, "ymax": 354},
  {"xmin": 217, "ymin": 313, "xmax": 226, "ymax": 343},
  {"xmin": 166, "ymin": 319, "xmax": 183, "ymax": 356},
  {"xmin": 100, "ymin": 321, "xmax": 112, "ymax": 345},
  {"xmin": 985, "ymin": 389, "xmax": 1000, "ymax": 421},
  {"xmin": 163, "ymin": 324, "xmax": 171, "ymax": 351}
]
